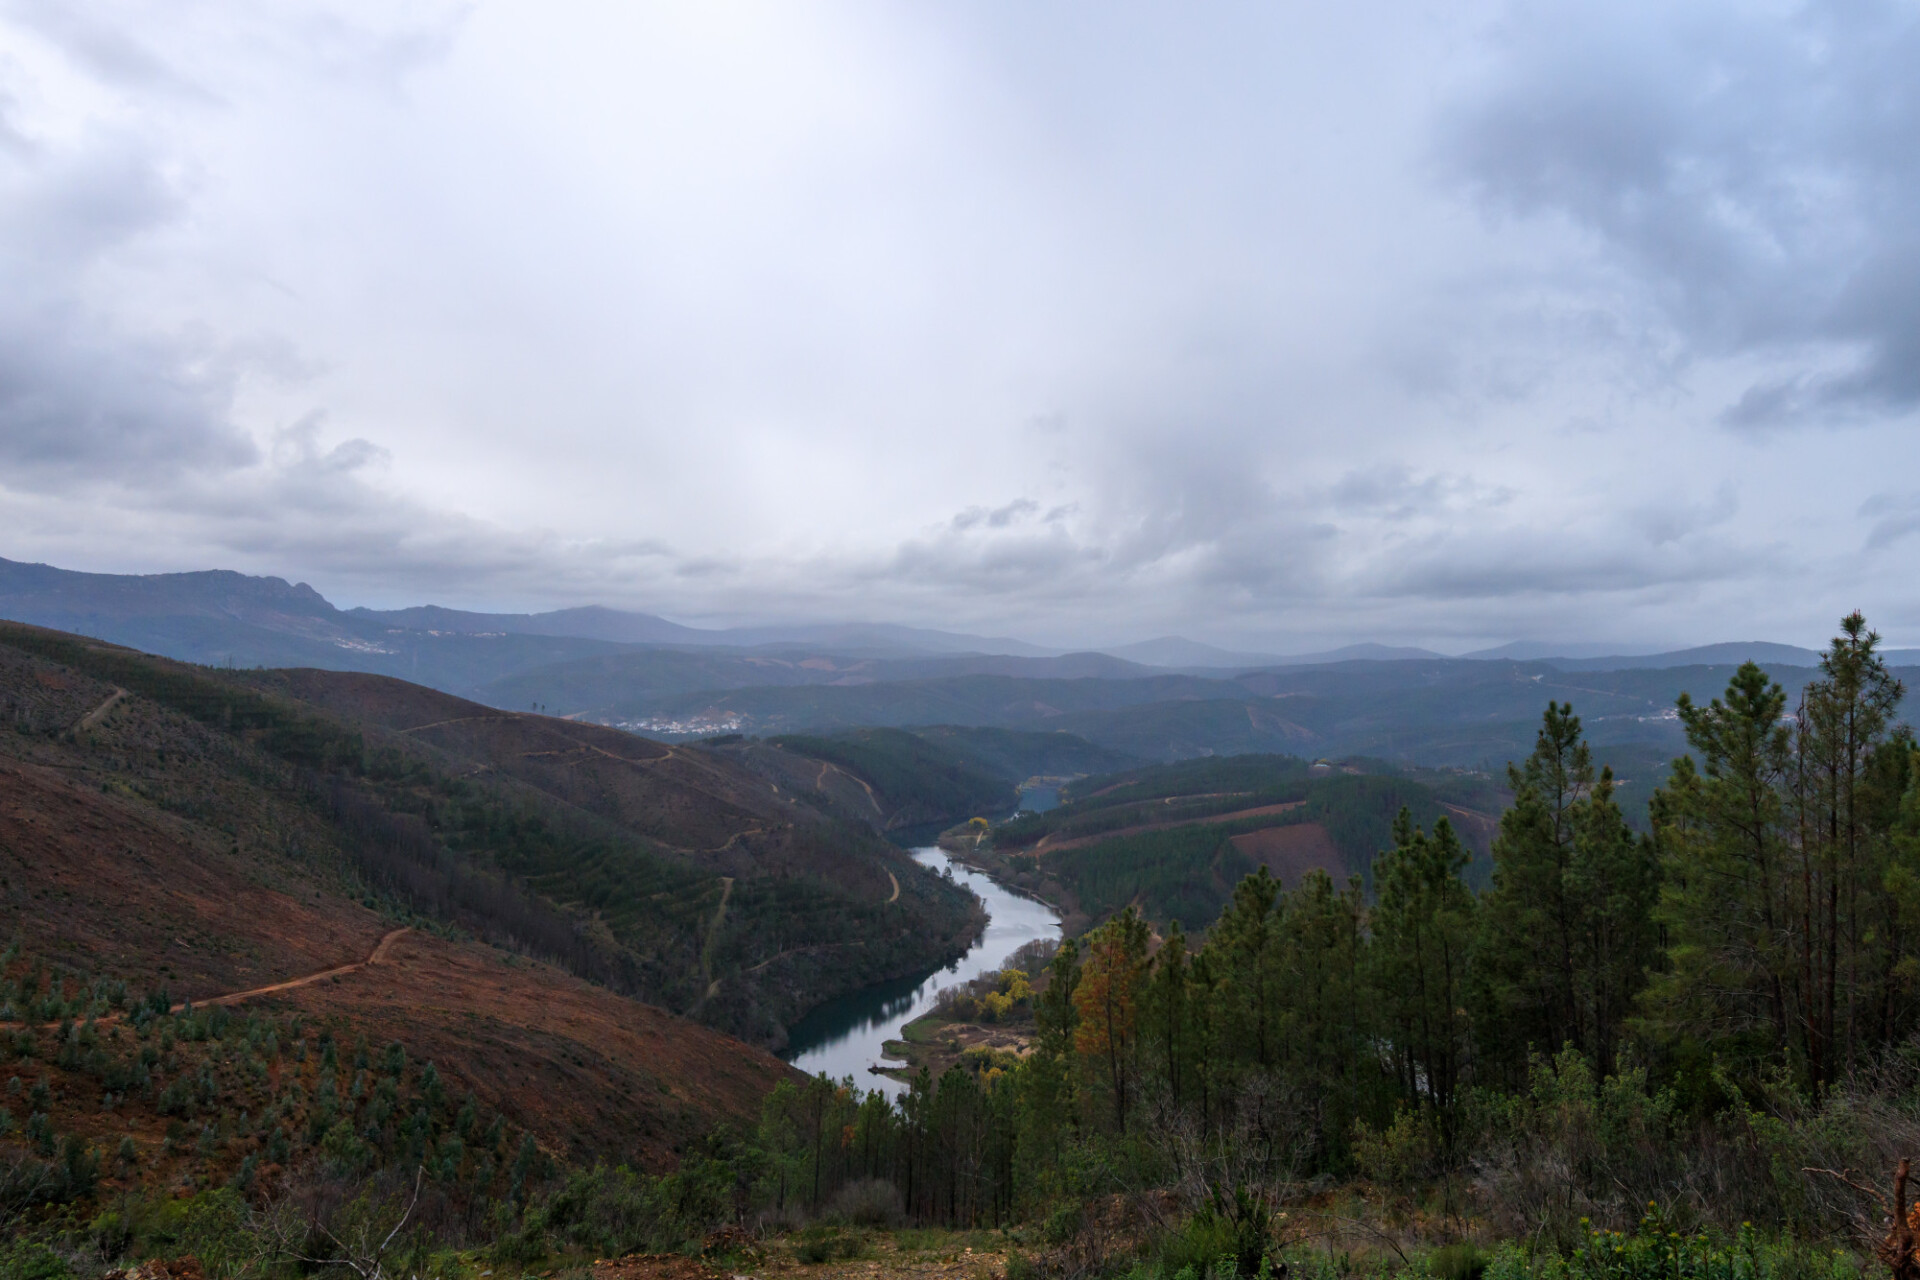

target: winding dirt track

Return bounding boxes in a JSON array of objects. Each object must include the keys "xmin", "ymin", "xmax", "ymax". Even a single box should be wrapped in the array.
[
  {"xmin": 194, "ymin": 926, "xmax": 411, "ymax": 1011},
  {"xmin": 5, "ymin": 927, "xmax": 411, "ymax": 1028},
  {"xmin": 74, "ymin": 687, "xmax": 127, "ymax": 733}
]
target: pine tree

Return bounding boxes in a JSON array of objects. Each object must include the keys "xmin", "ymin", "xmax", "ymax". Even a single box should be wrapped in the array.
[
  {"xmin": 1278, "ymin": 869, "xmax": 1372, "ymax": 1162},
  {"xmin": 1787, "ymin": 612, "xmax": 1906, "ymax": 1085},
  {"xmin": 1367, "ymin": 810, "xmax": 1476, "ymax": 1137},
  {"xmin": 1071, "ymin": 908, "xmax": 1149, "ymax": 1132},
  {"xmin": 1474, "ymin": 704, "xmax": 1660, "ymax": 1080},
  {"xmin": 1642, "ymin": 662, "xmax": 1795, "ymax": 1076}
]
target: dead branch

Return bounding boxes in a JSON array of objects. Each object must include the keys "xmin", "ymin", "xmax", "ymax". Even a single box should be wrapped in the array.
[
  {"xmin": 1294, "ymin": 1211, "xmax": 1412, "ymax": 1267},
  {"xmin": 1805, "ymin": 1165, "xmax": 1892, "ymax": 1212}
]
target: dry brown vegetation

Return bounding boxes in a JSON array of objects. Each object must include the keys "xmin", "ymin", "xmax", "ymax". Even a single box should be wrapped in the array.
[{"xmin": 0, "ymin": 625, "xmax": 818, "ymax": 1192}]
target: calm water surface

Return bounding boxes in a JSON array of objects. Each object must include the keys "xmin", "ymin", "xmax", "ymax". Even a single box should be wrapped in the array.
[
  {"xmin": 1018, "ymin": 781, "xmax": 1063, "ymax": 813},
  {"xmin": 781, "ymin": 847, "xmax": 1061, "ymax": 1096}
]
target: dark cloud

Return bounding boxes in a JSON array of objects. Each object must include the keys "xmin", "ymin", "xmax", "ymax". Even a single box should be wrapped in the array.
[
  {"xmin": 0, "ymin": 124, "xmax": 260, "ymax": 479},
  {"xmin": 1443, "ymin": 0, "xmax": 1920, "ymax": 423}
]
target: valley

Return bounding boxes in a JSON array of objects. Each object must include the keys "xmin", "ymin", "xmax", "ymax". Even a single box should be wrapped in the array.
[{"xmin": 2, "ymin": 571, "xmax": 1916, "ymax": 1280}]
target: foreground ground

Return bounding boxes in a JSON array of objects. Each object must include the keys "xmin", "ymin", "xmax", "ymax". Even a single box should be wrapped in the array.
[{"xmin": 591, "ymin": 1231, "xmax": 1009, "ymax": 1280}]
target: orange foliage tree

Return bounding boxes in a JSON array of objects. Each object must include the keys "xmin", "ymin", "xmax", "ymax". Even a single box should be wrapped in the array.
[{"xmin": 1073, "ymin": 907, "xmax": 1151, "ymax": 1133}]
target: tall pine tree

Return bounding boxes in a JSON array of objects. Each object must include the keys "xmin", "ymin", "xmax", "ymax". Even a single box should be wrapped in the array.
[{"xmin": 1474, "ymin": 704, "xmax": 1660, "ymax": 1080}]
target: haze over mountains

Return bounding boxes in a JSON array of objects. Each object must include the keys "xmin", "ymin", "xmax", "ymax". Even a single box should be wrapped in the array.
[
  {"xmin": 3, "ymin": 555, "xmax": 1912, "ymax": 791},
  {"xmin": 6, "ymin": 556, "xmax": 1899, "ymax": 677}
]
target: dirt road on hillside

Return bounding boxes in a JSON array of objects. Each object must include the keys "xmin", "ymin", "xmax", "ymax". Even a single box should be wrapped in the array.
[{"xmin": 5, "ymin": 927, "xmax": 410, "ymax": 1027}]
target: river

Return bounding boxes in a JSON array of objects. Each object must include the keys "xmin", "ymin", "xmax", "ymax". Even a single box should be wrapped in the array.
[{"xmin": 781, "ymin": 846, "xmax": 1063, "ymax": 1096}]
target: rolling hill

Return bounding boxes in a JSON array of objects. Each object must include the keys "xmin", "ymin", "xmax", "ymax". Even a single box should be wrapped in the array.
[
  {"xmin": 0, "ymin": 627, "xmax": 806, "ymax": 1190},
  {"xmin": 0, "ymin": 622, "xmax": 981, "ymax": 1051},
  {"xmin": 949, "ymin": 754, "xmax": 1504, "ymax": 932}
]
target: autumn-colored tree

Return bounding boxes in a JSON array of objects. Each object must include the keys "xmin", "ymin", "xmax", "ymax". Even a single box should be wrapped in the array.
[{"xmin": 1073, "ymin": 907, "xmax": 1150, "ymax": 1132}]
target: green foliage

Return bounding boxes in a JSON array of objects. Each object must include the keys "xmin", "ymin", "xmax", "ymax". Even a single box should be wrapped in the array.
[
  {"xmin": 1475, "ymin": 705, "xmax": 1661, "ymax": 1084},
  {"xmin": 1647, "ymin": 625, "xmax": 1914, "ymax": 1093},
  {"xmin": 1048, "ymin": 825, "xmax": 1257, "ymax": 928},
  {"xmin": 0, "ymin": 1241, "xmax": 77, "ymax": 1280},
  {"xmin": 1431, "ymin": 1243, "xmax": 1488, "ymax": 1280},
  {"xmin": 1368, "ymin": 811, "xmax": 1476, "ymax": 1131},
  {"xmin": 772, "ymin": 728, "xmax": 1017, "ymax": 821}
]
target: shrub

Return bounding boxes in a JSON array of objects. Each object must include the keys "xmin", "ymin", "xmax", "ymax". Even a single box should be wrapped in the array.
[
  {"xmin": 1431, "ymin": 1243, "xmax": 1487, "ymax": 1280},
  {"xmin": 1155, "ymin": 1211, "xmax": 1243, "ymax": 1278},
  {"xmin": 826, "ymin": 1177, "xmax": 903, "ymax": 1227},
  {"xmin": 793, "ymin": 1227, "xmax": 863, "ymax": 1264},
  {"xmin": 0, "ymin": 1242, "xmax": 76, "ymax": 1280}
]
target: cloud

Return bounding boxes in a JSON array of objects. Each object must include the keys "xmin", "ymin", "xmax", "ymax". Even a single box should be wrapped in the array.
[
  {"xmin": 0, "ymin": 134, "xmax": 261, "ymax": 479},
  {"xmin": 1861, "ymin": 493, "xmax": 1920, "ymax": 552},
  {"xmin": 1328, "ymin": 466, "xmax": 1513, "ymax": 522},
  {"xmin": 1441, "ymin": 0, "xmax": 1920, "ymax": 425},
  {"xmin": 0, "ymin": 2, "xmax": 1913, "ymax": 651}
]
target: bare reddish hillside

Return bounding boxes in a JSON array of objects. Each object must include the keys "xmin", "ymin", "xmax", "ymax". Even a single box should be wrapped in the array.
[
  {"xmin": 1228, "ymin": 822, "xmax": 1346, "ymax": 887},
  {"xmin": 263, "ymin": 929, "xmax": 790, "ymax": 1165},
  {"xmin": 0, "ymin": 755, "xmax": 386, "ymax": 996},
  {"xmin": 0, "ymin": 634, "xmax": 797, "ymax": 1175}
]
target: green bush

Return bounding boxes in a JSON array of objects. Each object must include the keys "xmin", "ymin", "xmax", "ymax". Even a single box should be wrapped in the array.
[
  {"xmin": 1155, "ymin": 1212, "xmax": 1241, "ymax": 1278},
  {"xmin": 793, "ymin": 1227, "xmax": 864, "ymax": 1263},
  {"xmin": 1431, "ymin": 1243, "xmax": 1487, "ymax": 1280},
  {"xmin": 0, "ymin": 1242, "xmax": 77, "ymax": 1280}
]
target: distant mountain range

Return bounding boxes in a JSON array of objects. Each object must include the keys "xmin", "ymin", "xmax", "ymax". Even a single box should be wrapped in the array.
[
  {"xmin": 0, "ymin": 556, "xmax": 1064, "ymax": 691},
  {"xmin": 1105, "ymin": 636, "xmax": 1446, "ymax": 667},
  {"xmin": 2, "ymin": 555, "xmax": 1913, "ymax": 784},
  {"xmin": 350, "ymin": 601, "xmax": 1061, "ymax": 657}
]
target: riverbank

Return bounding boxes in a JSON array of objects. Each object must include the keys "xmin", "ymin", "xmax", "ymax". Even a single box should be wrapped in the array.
[
  {"xmin": 781, "ymin": 848, "xmax": 1062, "ymax": 1093},
  {"xmin": 877, "ymin": 1005, "xmax": 1034, "ymax": 1083},
  {"xmin": 936, "ymin": 822, "xmax": 1089, "ymax": 936}
]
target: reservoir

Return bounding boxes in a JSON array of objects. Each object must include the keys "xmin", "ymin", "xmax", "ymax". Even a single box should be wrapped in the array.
[{"xmin": 782, "ymin": 847, "xmax": 1062, "ymax": 1095}]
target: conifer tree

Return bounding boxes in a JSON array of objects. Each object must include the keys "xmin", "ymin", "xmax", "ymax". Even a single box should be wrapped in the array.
[
  {"xmin": 1367, "ymin": 810, "xmax": 1476, "ymax": 1135},
  {"xmin": 1474, "ymin": 705, "xmax": 1660, "ymax": 1080},
  {"xmin": 1278, "ymin": 869, "xmax": 1371, "ymax": 1160},
  {"xmin": 1786, "ymin": 612, "xmax": 1907, "ymax": 1084},
  {"xmin": 1072, "ymin": 909, "xmax": 1149, "ymax": 1132},
  {"xmin": 1642, "ymin": 662, "xmax": 1794, "ymax": 1075}
]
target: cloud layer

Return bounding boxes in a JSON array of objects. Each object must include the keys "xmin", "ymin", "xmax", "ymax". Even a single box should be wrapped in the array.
[{"xmin": 1, "ymin": 0, "xmax": 1915, "ymax": 651}]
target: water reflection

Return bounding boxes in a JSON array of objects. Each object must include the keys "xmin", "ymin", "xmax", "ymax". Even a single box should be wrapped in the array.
[
  {"xmin": 1018, "ymin": 781, "xmax": 1062, "ymax": 813},
  {"xmin": 781, "ymin": 848, "xmax": 1062, "ymax": 1096}
]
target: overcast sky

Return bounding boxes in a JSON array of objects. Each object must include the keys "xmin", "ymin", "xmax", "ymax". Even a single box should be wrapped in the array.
[{"xmin": 2, "ymin": 1, "xmax": 1916, "ymax": 652}]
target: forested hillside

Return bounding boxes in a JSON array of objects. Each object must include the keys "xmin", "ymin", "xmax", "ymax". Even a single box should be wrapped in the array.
[
  {"xmin": 954, "ymin": 755, "xmax": 1499, "ymax": 931},
  {"xmin": 716, "ymin": 615, "xmax": 1920, "ymax": 1257},
  {"xmin": 687, "ymin": 726, "xmax": 1136, "ymax": 837},
  {"xmin": 0, "ymin": 623, "xmax": 809, "ymax": 1233},
  {"xmin": 0, "ymin": 623, "xmax": 980, "ymax": 1048},
  {"xmin": 764, "ymin": 729, "xmax": 1016, "ymax": 828}
]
